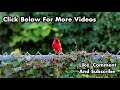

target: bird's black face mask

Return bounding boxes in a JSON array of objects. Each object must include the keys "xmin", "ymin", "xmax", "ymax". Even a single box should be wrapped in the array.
[{"xmin": 56, "ymin": 40, "xmax": 59, "ymax": 44}]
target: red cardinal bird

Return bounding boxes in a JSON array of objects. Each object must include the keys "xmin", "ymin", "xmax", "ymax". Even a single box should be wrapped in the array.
[{"xmin": 52, "ymin": 37, "xmax": 62, "ymax": 55}]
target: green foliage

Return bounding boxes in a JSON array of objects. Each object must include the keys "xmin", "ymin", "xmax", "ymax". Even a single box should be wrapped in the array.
[
  {"xmin": 0, "ymin": 11, "xmax": 119, "ymax": 78},
  {"xmin": 0, "ymin": 12, "xmax": 120, "ymax": 54},
  {"xmin": 0, "ymin": 50, "xmax": 119, "ymax": 78}
]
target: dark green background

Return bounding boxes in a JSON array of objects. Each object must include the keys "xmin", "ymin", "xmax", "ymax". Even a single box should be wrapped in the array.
[{"xmin": 0, "ymin": 12, "xmax": 120, "ymax": 54}]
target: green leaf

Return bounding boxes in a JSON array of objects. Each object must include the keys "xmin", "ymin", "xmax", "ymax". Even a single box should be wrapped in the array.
[
  {"xmin": 6, "ymin": 60, "xmax": 13, "ymax": 64},
  {"xmin": 12, "ymin": 67, "xmax": 22, "ymax": 72},
  {"xmin": 10, "ymin": 23, "xmax": 21, "ymax": 32},
  {"xmin": 110, "ymin": 59, "xmax": 116, "ymax": 63},
  {"xmin": 0, "ymin": 12, "xmax": 7, "ymax": 24},
  {"xmin": 55, "ymin": 33, "xmax": 59, "ymax": 37},
  {"xmin": 10, "ymin": 35, "xmax": 22, "ymax": 47},
  {"xmin": 112, "ymin": 66, "xmax": 119, "ymax": 71},
  {"xmin": 19, "ymin": 72, "xmax": 24, "ymax": 77},
  {"xmin": 4, "ymin": 70, "xmax": 13, "ymax": 76},
  {"xmin": 26, "ymin": 69, "xmax": 34, "ymax": 75},
  {"xmin": 40, "ymin": 29, "xmax": 51, "ymax": 38},
  {"xmin": 0, "ymin": 70, "xmax": 2, "ymax": 75},
  {"xmin": 22, "ymin": 23, "xmax": 40, "ymax": 30},
  {"xmin": 30, "ymin": 35, "xmax": 40, "ymax": 42},
  {"xmin": 1, "ymin": 61, "xmax": 7, "ymax": 66},
  {"xmin": 82, "ymin": 74, "xmax": 89, "ymax": 78},
  {"xmin": 52, "ymin": 27, "xmax": 59, "ymax": 32},
  {"xmin": 5, "ymin": 64, "xmax": 12, "ymax": 70},
  {"xmin": 49, "ymin": 74, "xmax": 53, "ymax": 76},
  {"xmin": 69, "ymin": 55, "xmax": 77, "ymax": 61},
  {"xmin": 33, "ymin": 29, "xmax": 41, "ymax": 37},
  {"xmin": 43, "ymin": 68, "xmax": 52, "ymax": 74},
  {"xmin": 117, "ymin": 70, "xmax": 120, "ymax": 73},
  {"xmin": 69, "ymin": 70, "xmax": 77, "ymax": 73},
  {"xmin": 12, "ymin": 61, "xmax": 20, "ymax": 67},
  {"xmin": 76, "ymin": 73, "xmax": 82, "ymax": 78},
  {"xmin": 89, "ymin": 74, "xmax": 96, "ymax": 78},
  {"xmin": 102, "ymin": 59, "xmax": 108, "ymax": 63},
  {"xmin": 18, "ymin": 58, "xmax": 24, "ymax": 63}
]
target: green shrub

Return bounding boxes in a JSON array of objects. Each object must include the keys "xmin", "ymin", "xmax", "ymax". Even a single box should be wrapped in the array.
[
  {"xmin": 0, "ymin": 50, "xmax": 119, "ymax": 78},
  {"xmin": 0, "ymin": 12, "xmax": 120, "ymax": 54}
]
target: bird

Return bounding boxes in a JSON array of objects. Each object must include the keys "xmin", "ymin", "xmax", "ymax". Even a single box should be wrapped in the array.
[
  {"xmin": 52, "ymin": 37, "xmax": 62, "ymax": 55},
  {"xmin": 51, "ymin": 37, "xmax": 63, "ymax": 63}
]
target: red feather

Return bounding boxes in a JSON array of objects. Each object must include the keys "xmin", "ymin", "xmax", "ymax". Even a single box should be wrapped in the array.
[{"xmin": 52, "ymin": 37, "xmax": 62, "ymax": 54}]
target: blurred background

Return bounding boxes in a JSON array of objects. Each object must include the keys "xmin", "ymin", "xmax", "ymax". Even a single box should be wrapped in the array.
[{"xmin": 0, "ymin": 12, "xmax": 120, "ymax": 54}]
